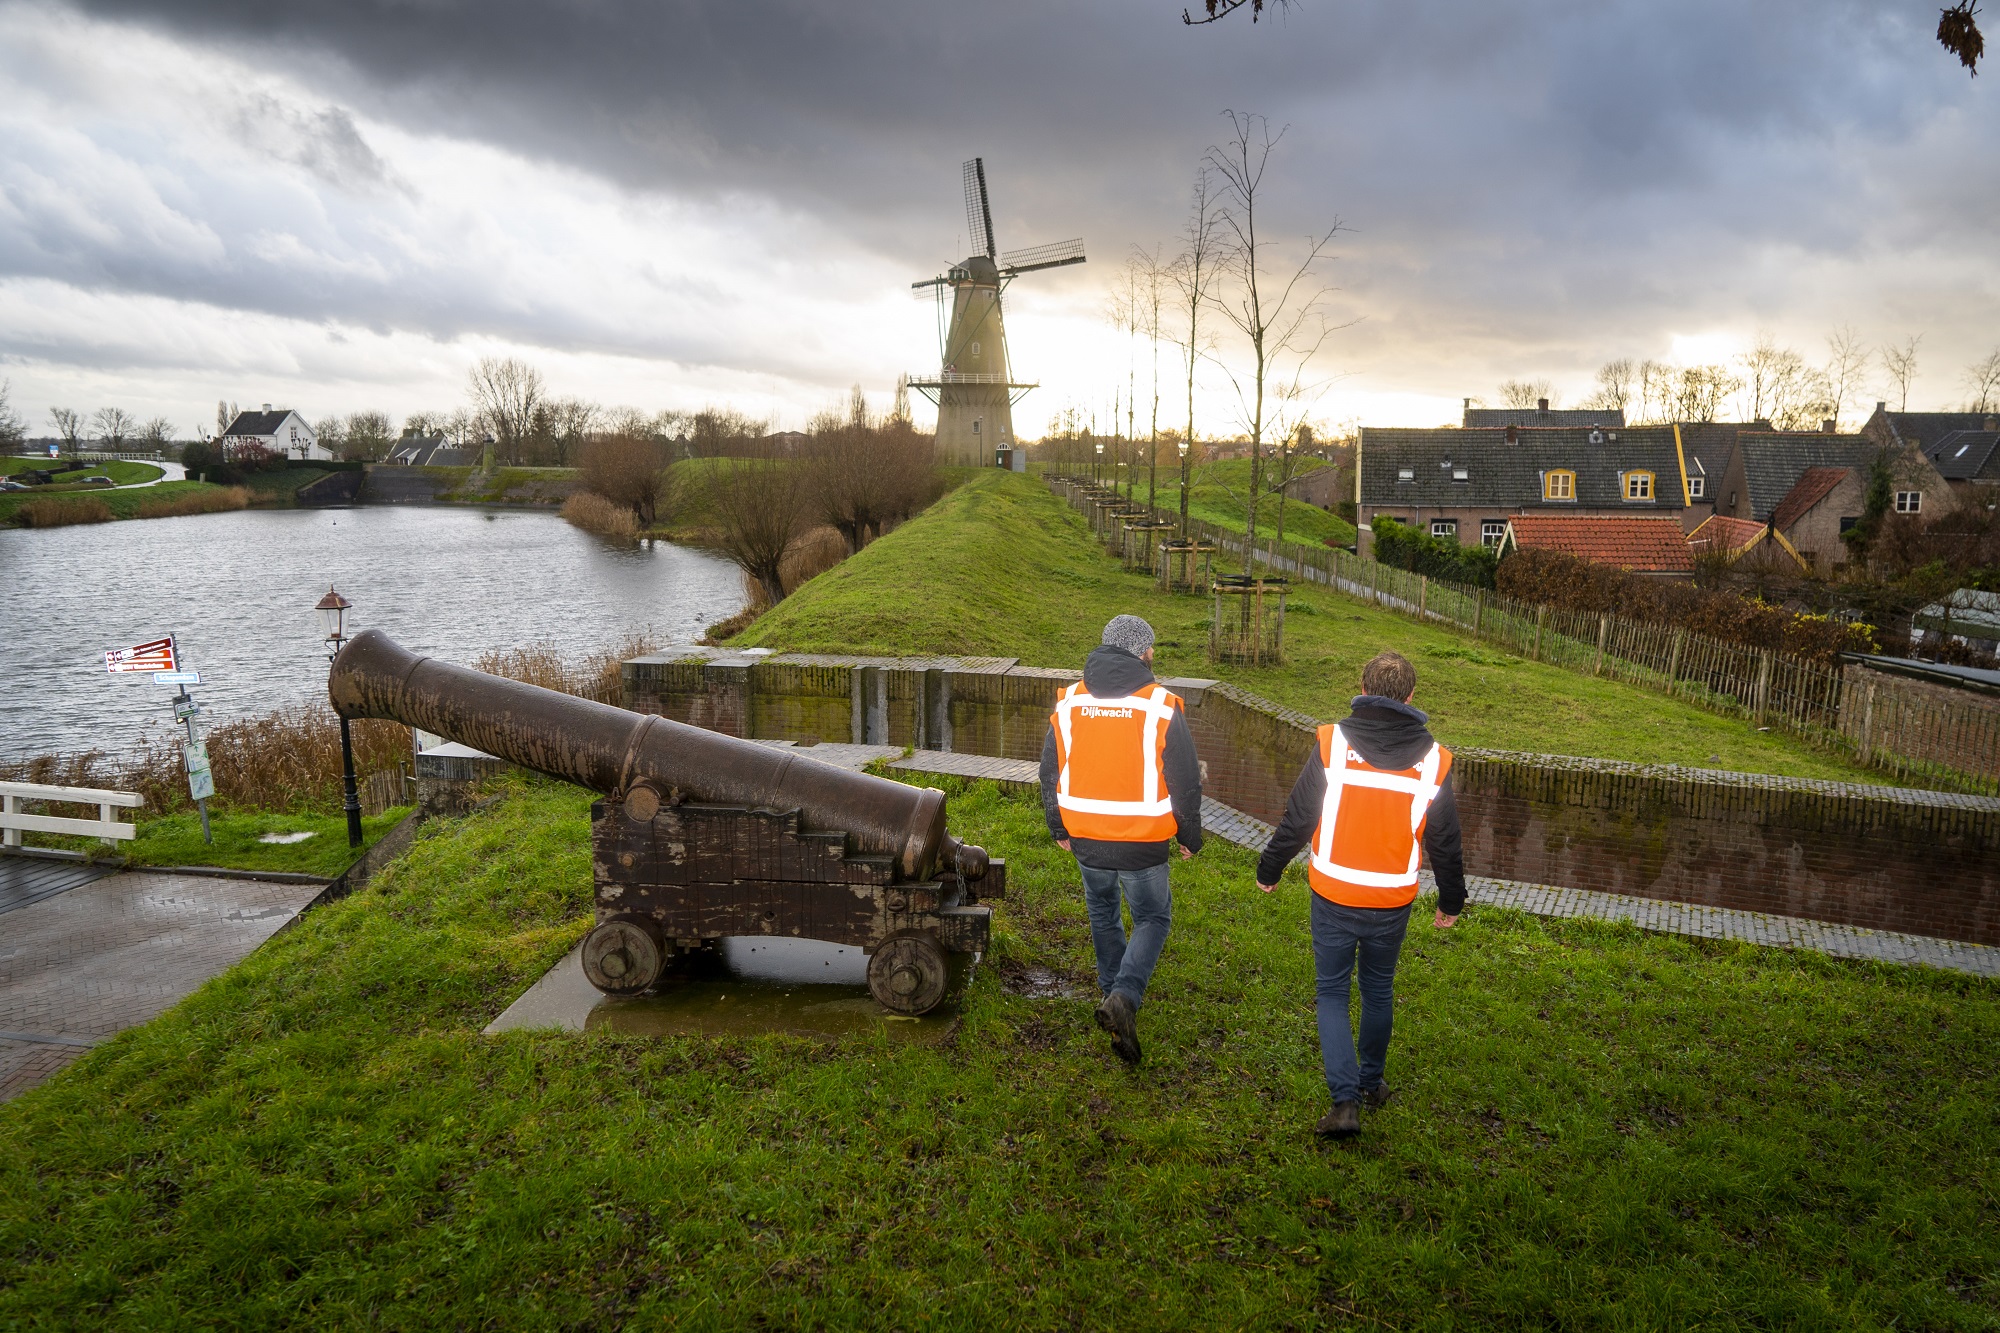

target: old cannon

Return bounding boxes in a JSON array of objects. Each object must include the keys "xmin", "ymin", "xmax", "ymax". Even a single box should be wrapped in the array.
[{"xmin": 328, "ymin": 631, "xmax": 1001, "ymax": 1014}]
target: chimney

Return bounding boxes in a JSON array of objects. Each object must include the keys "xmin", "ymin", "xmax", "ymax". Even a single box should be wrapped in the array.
[
  {"xmin": 1537, "ymin": 397, "xmax": 1549, "ymax": 412},
  {"xmin": 262, "ymin": 402, "xmax": 272, "ymax": 412},
  {"xmin": 1822, "ymin": 418, "xmax": 1836, "ymax": 434},
  {"xmin": 1505, "ymin": 425, "xmax": 1519, "ymax": 445},
  {"xmin": 1875, "ymin": 400, "xmax": 1886, "ymax": 414},
  {"xmin": 1985, "ymin": 415, "xmax": 1998, "ymax": 431}
]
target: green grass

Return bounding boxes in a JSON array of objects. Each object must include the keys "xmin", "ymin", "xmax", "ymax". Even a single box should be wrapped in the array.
[
  {"xmin": 25, "ymin": 809, "xmax": 415, "ymax": 877},
  {"xmin": 2, "ymin": 774, "xmax": 1993, "ymax": 1328},
  {"xmin": 242, "ymin": 466, "xmax": 335, "ymax": 502},
  {"xmin": 1091, "ymin": 458, "xmax": 1354, "ymax": 549},
  {"xmin": 736, "ymin": 472, "xmax": 1888, "ymax": 783},
  {"xmin": 0, "ymin": 458, "xmax": 163, "ymax": 485},
  {"xmin": 0, "ymin": 479, "xmax": 235, "ymax": 526}
]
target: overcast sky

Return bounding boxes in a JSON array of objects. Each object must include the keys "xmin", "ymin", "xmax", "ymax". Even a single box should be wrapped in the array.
[{"xmin": 0, "ymin": 0, "xmax": 1994, "ymax": 438}]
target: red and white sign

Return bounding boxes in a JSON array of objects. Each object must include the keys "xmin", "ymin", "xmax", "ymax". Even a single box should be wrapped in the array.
[{"xmin": 105, "ymin": 636, "xmax": 177, "ymax": 674}]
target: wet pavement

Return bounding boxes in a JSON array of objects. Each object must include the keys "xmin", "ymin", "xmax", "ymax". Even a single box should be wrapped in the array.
[{"xmin": 486, "ymin": 935, "xmax": 960, "ymax": 1043}]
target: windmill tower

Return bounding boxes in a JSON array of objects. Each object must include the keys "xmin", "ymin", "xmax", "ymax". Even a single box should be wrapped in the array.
[{"xmin": 910, "ymin": 159, "xmax": 1085, "ymax": 468}]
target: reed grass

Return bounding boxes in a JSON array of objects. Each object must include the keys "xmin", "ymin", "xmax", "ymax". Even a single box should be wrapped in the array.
[
  {"xmin": 559, "ymin": 491, "xmax": 640, "ymax": 543},
  {"xmin": 474, "ymin": 633, "xmax": 662, "ymax": 705},
  {"xmin": 134, "ymin": 485, "xmax": 248, "ymax": 519},
  {"xmin": 15, "ymin": 495, "xmax": 113, "ymax": 527}
]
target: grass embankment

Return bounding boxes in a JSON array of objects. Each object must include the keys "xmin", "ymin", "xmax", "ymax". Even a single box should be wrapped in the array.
[
  {"xmin": 0, "ymin": 457, "xmax": 164, "ymax": 485},
  {"xmin": 737, "ymin": 471, "xmax": 1883, "ymax": 782},
  {"xmin": 0, "ymin": 481, "xmax": 246, "ymax": 528},
  {"xmin": 2, "ymin": 774, "xmax": 1993, "ymax": 1327},
  {"xmin": 26, "ymin": 810, "xmax": 413, "ymax": 877},
  {"xmin": 1091, "ymin": 458, "xmax": 1354, "ymax": 549}
]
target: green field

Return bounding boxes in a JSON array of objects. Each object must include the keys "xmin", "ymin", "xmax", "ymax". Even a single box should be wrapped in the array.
[
  {"xmin": 0, "ymin": 478, "xmax": 238, "ymax": 527},
  {"xmin": 242, "ymin": 466, "xmax": 337, "ymax": 502},
  {"xmin": 23, "ymin": 809, "xmax": 414, "ymax": 877},
  {"xmin": 1, "ymin": 457, "xmax": 164, "ymax": 486},
  {"xmin": 2, "ymin": 774, "xmax": 1992, "ymax": 1328},
  {"xmin": 736, "ymin": 471, "xmax": 1886, "ymax": 783}
]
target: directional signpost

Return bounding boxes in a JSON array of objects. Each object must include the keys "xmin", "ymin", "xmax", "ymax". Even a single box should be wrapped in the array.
[{"xmin": 105, "ymin": 634, "xmax": 212, "ymax": 845}]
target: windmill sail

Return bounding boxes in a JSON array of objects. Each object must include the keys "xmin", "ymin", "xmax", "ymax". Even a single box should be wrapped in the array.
[
  {"xmin": 963, "ymin": 159, "xmax": 995, "ymax": 260},
  {"xmin": 1001, "ymin": 238, "xmax": 1086, "ymax": 274}
]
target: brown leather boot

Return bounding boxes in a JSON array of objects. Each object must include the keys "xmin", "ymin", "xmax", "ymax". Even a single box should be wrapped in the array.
[
  {"xmin": 1363, "ymin": 1083, "xmax": 1395, "ymax": 1111},
  {"xmin": 1315, "ymin": 1101, "xmax": 1361, "ymax": 1138},
  {"xmin": 1093, "ymin": 992, "xmax": 1141, "ymax": 1066}
]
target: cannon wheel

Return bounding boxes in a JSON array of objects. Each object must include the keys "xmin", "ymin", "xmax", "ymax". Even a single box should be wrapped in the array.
[
  {"xmin": 867, "ymin": 931, "xmax": 951, "ymax": 1016},
  {"xmin": 582, "ymin": 919, "xmax": 665, "ymax": 995}
]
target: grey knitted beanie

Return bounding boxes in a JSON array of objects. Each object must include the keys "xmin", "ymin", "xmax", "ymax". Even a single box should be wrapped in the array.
[{"xmin": 1101, "ymin": 614, "xmax": 1156, "ymax": 656}]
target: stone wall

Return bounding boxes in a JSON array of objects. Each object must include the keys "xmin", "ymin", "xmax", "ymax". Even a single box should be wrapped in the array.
[{"xmin": 623, "ymin": 647, "xmax": 2000, "ymax": 945}]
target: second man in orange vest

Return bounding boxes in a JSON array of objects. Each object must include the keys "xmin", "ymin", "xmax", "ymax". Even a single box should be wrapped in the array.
[
  {"xmin": 1040, "ymin": 614, "xmax": 1205, "ymax": 1066},
  {"xmin": 1256, "ymin": 650, "xmax": 1465, "ymax": 1138}
]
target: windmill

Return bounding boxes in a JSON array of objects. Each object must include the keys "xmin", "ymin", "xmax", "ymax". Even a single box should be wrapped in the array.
[{"xmin": 910, "ymin": 158, "xmax": 1085, "ymax": 468}]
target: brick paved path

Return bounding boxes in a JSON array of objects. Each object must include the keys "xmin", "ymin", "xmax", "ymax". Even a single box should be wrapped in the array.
[{"xmin": 0, "ymin": 871, "xmax": 324, "ymax": 1103}]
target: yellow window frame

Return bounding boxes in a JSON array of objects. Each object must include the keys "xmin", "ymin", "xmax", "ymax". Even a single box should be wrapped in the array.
[
  {"xmin": 1625, "ymin": 471, "xmax": 1655, "ymax": 501},
  {"xmin": 1544, "ymin": 469, "xmax": 1575, "ymax": 500}
]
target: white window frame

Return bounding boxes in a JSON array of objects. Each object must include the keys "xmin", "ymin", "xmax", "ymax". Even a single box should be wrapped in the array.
[
  {"xmin": 1687, "ymin": 475, "xmax": 1705, "ymax": 499},
  {"xmin": 1895, "ymin": 490, "xmax": 1922, "ymax": 513},
  {"xmin": 1481, "ymin": 520, "xmax": 1507, "ymax": 547},
  {"xmin": 1430, "ymin": 518, "xmax": 1458, "ymax": 540}
]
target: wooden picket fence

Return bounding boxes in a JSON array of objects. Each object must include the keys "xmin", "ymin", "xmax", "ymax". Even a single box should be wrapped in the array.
[{"xmin": 1049, "ymin": 476, "xmax": 2000, "ymax": 795}]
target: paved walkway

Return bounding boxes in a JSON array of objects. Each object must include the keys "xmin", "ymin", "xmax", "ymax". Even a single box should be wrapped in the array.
[
  {"xmin": 0, "ymin": 870, "xmax": 324, "ymax": 1102},
  {"xmin": 887, "ymin": 751, "xmax": 2000, "ymax": 980}
]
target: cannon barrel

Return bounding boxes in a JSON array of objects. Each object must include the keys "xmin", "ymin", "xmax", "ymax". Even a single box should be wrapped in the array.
[{"xmin": 329, "ymin": 630, "xmax": 970, "ymax": 881}]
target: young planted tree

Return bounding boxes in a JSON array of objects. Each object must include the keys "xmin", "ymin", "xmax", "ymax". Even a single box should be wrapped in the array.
[
  {"xmin": 1168, "ymin": 169, "xmax": 1224, "ymax": 535},
  {"xmin": 1132, "ymin": 245, "xmax": 1169, "ymax": 508},
  {"xmin": 1206, "ymin": 110, "xmax": 1340, "ymax": 560}
]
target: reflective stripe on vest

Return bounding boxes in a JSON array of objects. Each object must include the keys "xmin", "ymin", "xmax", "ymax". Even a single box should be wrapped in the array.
[
  {"xmin": 1050, "ymin": 681, "xmax": 1181, "ymax": 840},
  {"xmin": 1307, "ymin": 723, "xmax": 1450, "ymax": 906}
]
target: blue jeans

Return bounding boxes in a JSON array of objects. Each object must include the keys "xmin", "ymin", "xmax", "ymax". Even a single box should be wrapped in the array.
[
  {"xmin": 1078, "ymin": 861, "xmax": 1173, "ymax": 1010},
  {"xmin": 1311, "ymin": 893, "xmax": 1412, "ymax": 1103}
]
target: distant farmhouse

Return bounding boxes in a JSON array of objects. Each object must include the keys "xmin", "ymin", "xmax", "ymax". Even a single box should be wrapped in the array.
[
  {"xmin": 386, "ymin": 435, "xmax": 478, "ymax": 468},
  {"xmin": 221, "ymin": 405, "xmax": 329, "ymax": 462},
  {"xmin": 1864, "ymin": 404, "xmax": 2000, "ymax": 500}
]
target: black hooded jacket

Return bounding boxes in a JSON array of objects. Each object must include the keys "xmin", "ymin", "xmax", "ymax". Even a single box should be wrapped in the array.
[
  {"xmin": 1039, "ymin": 645, "xmax": 1205, "ymax": 869},
  {"xmin": 1255, "ymin": 695, "xmax": 1466, "ymax": 915}
]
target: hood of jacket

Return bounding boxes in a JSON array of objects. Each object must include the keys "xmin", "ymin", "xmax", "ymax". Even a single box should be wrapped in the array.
[
  {"xmin": 1081, "ymin": 644, "xmax": 1157, "ymax": 698},
  {"xmin": 1339, "ymin": 694, "xmax": 1439, "ymax": 770}
]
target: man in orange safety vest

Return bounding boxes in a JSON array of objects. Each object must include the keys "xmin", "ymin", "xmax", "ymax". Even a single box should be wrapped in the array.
[
  {"xmin": 1040, "ymin": 614, "xmax": 1204, "ymax": 1066},
  {"xmin": 1255, "ymin": 650, "xmax": 1465, "ymax": 1139}
]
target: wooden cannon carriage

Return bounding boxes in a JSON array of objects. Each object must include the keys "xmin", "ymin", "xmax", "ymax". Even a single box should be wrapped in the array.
[{"xmin": 329, "ymin": 632, "xmax": 1000, "ymax": 1014}]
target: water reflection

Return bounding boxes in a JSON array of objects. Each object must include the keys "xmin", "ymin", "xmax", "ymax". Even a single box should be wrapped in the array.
[{"xmin": 0, "ymin": 505, "xmax": 744, "ymax": 758}]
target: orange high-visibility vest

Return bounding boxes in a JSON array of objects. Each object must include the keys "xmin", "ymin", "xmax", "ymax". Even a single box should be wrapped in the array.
[
  {"xmin": 1306, "ymin": 723, "xmax": 1453, "ymax": 908},
  {"xmin": 1049, "ymin": 680, "xmax": 1184, "ymax": 843}
]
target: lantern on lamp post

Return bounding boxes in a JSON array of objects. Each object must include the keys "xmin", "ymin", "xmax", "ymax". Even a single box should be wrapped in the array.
[
  {"xmin": 316, "ymin": 587, "xmax": 364, "ymax": 848},
  {"xmin": 1093, "ymin": 437, "xmax": 1104, "ymax": 487}
]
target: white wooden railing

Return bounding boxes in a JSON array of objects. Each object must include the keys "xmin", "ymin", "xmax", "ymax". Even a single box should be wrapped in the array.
[{"xmin": 0, "ymin": 781, "xmax": 144, "ymax": 848}]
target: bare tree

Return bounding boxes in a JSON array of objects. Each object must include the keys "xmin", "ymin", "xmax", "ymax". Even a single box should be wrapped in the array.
[
  {"xmin": 215, "ymin": 400, "xmax": 238, "ymax": 437},
  {"xmin": 579, "ymin": 432, "xmax": 675, "ymax": 525},
  {"xmin": 1583, "ymin": 359, "xmax": 1635, "ymax": 416},
  {"xmin": 1167, "ymin": 169, "xmax": 1224, "ymax": 535},
  {"xmin": 1498, "ymin": 379, "xmax": 1557, "ymax": 410},
  {"xmin": 1881, "ymin": 335, "xmax": 1922, "ymax": 413},
  {"xmin": 543, "ymin": 397, "xmax": 599, "ymax": 468},
  {"xmin": 345, "ymin": 411, "xmax": 394, "ymax": 460},
  {"xmin": 1824, "ymin": 325, "xmax": 1870, "ymax": 429},
  {"xmin": 1670, "ymin": 365, "xmax": 1741, "ymax": 423},
  {"xmin": 91, "ymin": 406, "xmax": 135, "ymax": 452},
  {"xmin": 1636, "ymin": 360, "xmax": 1674, "ymax": 424},
  {"xmin": 466, "ymin": 356, "xmax": 546, "ymax": 465},
  {"xmin": 50, "ymin": 407, "xmax": 86, "ymax": 458},
  {"xmin": 705, "ymin": 442, "xmax": 818, "ymax": 605},
  {"xmin": 1131, "ymin": 245, "xmax": 1170, "ymax": 508},
  {"xmin": 1207, "ymin": 110, "xmax": 1341, "ymax": 554},
  {"xmin": 804, "ymin": 387, "xmax": 939, "ymax": 551},
  {"xmin": 1963, "ymin": 349, "xmax": 2000, "ymax": 413},
  {"xmin": 0, "ymin": 380, "xmax": 25, "ymax": 450},
  {"xmin": 314, "ymin": 415, "xmax": 349, "ymax": 457},
  {"xmin": 401, "ymin": 410, "xmax": 447, "ymax": 439},
  {"xmin": 139, "ymin": 417, "xmax": 175, "ymax": 448}
]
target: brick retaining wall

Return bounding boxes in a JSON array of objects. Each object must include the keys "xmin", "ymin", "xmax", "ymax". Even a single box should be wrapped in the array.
[{"xmin": 623, "ymin": 647, "xmax": 2000, "ymax": 946}]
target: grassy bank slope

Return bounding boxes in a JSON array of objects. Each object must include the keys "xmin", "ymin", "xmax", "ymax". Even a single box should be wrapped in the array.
[
  {"xmin": 0, "ymin": 480, "xmax": 242, "ymax": 527},
  {"xmin": 737, "ymin": 472, "xmax": 1881, "ymax": 782},
  {"xmin": 2, "ymin": 776, "xmax": 1992, "ymax": 1328}
]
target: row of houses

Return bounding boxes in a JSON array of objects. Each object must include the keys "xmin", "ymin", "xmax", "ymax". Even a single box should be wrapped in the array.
[{"xmin": 1350, "ymin": 399, "xmax": 2000, "ymax": 576}]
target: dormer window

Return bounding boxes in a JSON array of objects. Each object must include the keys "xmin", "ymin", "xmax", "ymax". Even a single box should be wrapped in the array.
[
  {"xmin": 1544, "ymin": 469, "xmax": 1575, "ymax": 501},
  {"xmin": 1688, "ymin": 475, "xmax": 1705, "ymax": 499},
  {"xmin": 1397, "ymin": 468, "xmax": 1415, "ymax": 482},
  {"xmin": 1624, "ymin": 471, "xmax": 1655, "ymax": 501}
]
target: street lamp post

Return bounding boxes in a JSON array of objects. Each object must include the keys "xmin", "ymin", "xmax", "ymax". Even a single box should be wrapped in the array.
[
  {"xmin": 316, "ymin": 587, "xmax": 363, "ymax": 848},
  {"xmin": 1177, "ymin": 437, "xmax": 1192, "ymax": 536},
  {"xmin": 1094, "ymin": 438, "xmax": 1104, "ymax": 487}
]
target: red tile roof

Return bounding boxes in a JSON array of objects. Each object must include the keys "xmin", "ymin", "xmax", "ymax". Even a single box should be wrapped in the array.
[
  {"xmin": 1686, "ymin": 514, "xmax": 1767, "ymax": 553},
  {"xmin": 1770, "ymin": 466, "xmax": 1850, "ymax": 533},
  {"xmin": 1506, "ymin": 514, "xmax": 1695, "ymax": 573}
]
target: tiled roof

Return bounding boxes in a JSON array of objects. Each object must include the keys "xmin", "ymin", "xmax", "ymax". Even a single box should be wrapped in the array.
[
  {"xmin": 1736, "ymin": 431, "xmax": 1879, "ymax": 520},
  {"xmin": 1358, "ymin": 425, "xmax": 1684, "ymax": 510},
  {"xmin": 1686, "ymin": 514, "xmax": 1767, "ymax": 553},
  {"xmin": 1673, "ymin": 420, "xmax": 1766, "ymax": 487},
  {"xmin": 1924, "ymin": 430, "xmax": 2000, "ymax": 481},
  {"xmin": 1463, "ymin": 406, "xmax": 1625, "ymax": 429},
  {"xmin": 1877, "ymin": 410, "xmax": 1998, "ymax": 448},
  {"xmin": 1770, "ymin": 466, "xmax": 1850, "ymax": 532},
  {"xmin": 387, "ymin": 436, "xmax": 476, "ymax": 467},
  {"xmin": 221, "ymin": 409, "xmax": 298, "ymax": 437},
  {"xmin": 1505, "ymin": 514, "xmax": 1695, "ymax": 573}
]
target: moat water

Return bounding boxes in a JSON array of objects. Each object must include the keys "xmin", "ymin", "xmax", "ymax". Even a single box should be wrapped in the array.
[{"xmin": 0, "ymin": 505, "xmax": 746, "ymax": 759}]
